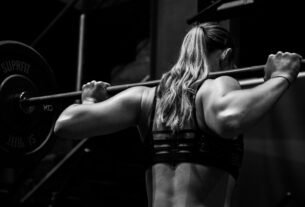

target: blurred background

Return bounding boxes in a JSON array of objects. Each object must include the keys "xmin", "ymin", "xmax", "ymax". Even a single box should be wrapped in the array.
[{"xmin": 0, "ymin": 0, "xmax": 305, "ymax": 206}]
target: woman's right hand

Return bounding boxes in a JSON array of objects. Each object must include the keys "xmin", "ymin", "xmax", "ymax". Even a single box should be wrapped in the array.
[{"xmin": 81, "ymin": 80, "xmax": 111, "ymax": 104}]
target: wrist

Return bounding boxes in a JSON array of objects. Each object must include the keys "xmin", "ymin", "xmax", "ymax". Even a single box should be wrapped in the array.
[{"xmin": 270, "ymin": 75, "xmax": 291, "ymax": 88}]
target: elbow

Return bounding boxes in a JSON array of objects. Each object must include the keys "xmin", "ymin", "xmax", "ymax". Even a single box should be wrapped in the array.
[
  {"xmin": 216, "ymin": 109, "xmax": 244, "ymax": 138},
  {"xmin": 53, "ymin": 104, "xmax": 89, "ymax": 139},
  {"xmin": 53, "ymin": 119, "xmax": 70, "ymax": 138},
  {"xmin": 53, "ymin": 116, "xmax": 79, "ymax": 139}
]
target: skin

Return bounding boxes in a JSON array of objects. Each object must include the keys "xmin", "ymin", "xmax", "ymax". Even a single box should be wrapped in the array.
[{"xmin": 54, "ymin": 50, "xmax": 301, "ymax": 207}]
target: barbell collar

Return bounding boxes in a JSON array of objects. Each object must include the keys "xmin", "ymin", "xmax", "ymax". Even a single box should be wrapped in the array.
[{"xmin": 20, "ymin": 60, "xmax": 305, "ymax": 106}]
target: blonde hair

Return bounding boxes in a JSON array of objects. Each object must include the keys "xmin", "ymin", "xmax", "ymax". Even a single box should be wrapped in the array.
[{"xmin": 155, "ymin": 22, "xmax": 234, "ymax": 132}]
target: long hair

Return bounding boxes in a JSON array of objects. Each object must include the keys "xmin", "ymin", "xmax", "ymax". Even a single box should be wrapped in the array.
[{"xmin": 155, "ymin": 22, "xmax": 235, "ymax": 132}]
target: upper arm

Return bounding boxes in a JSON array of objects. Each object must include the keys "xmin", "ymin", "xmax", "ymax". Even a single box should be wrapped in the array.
[
  {"xmin": 200, "ymin": 75, "xmax": 290, "ymax": 138},
  {"xmin": 55, "ymin": 86, "xmax": 145, "ymax": 139},
  {"xmin": 200, "ymin": 76, "xmax": 242, "ymax": 137},
  {"xmin": 90, "ymin": 86, "xmax": 144, "ymax": 130}
]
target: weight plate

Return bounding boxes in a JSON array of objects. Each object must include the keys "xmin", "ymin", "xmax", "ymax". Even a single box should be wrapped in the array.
[{"xmin": 0, "ymin": 40, "xmax": 58, "ymax": 164}]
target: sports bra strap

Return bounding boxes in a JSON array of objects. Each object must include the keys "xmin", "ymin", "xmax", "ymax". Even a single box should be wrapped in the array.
[
  {"xmin": 189, "ymin": 80, "xmax": 205, "ymax": 131},
  {"xmin": 149, "ymin": 86, "xmax": 158, "ymax": 132}
]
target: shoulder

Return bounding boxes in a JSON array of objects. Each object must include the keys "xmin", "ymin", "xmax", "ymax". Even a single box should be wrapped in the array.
[
  {"xmin": 198, "ymin": 76, "xmax": 241, "ymax": 96},
  {"xmin": 115, "ymin": 86, "xmax": 149, "ymax": 101},
  {"xmin": 124, "ymin": 86, "xmax": 155, "ymax": 99},
  {"xmin": 118, "ymin": 86, "xmax": 155, "ymax": 108},
  {"xmin": 214, "ymin": 76, "xmax": 241, "ymax": 88}
]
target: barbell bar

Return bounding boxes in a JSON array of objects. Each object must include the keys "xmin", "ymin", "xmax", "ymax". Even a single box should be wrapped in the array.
[
  {"xmin": 1, "ymin": 40, "xmax": 305, "ymax": 164},
  {"xmin": 19, "ymin": 60, "xmax": 305, "ymax": 106}
]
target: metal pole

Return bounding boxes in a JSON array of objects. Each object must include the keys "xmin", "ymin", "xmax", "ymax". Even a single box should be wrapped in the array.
[
  {"xmin": 75, "ymin": 13, "xmax": 86, "ymax": 94},
  {"xmin": 31, "ymin": 0, "xmax": 79, "ymax": 47}
]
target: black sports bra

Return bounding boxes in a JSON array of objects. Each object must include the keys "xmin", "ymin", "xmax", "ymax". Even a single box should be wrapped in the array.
[{"xmin": 144, "ymin": 83, "xmax": 244, "ymax": 180}]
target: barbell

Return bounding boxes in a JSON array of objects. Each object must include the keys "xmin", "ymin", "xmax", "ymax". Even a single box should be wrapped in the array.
[{"xmin": 0, "ymin": 40, "xmax": 304, "ymax": 164}]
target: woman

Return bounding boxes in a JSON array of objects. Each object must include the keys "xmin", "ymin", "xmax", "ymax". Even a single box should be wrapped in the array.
[{"xmin": 54, "ymin": 22, "xmax": 301, "ymax": 207}]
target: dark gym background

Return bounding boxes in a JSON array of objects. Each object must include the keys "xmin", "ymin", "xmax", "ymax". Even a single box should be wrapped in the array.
[{"xmin": 0, "ymin": 0, "xmax": 305, "ymax": 207}]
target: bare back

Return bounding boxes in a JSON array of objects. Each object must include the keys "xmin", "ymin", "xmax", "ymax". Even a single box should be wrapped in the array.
[{"xmin": 137, "ymin": 86, "xmax": 236, "ymax": 207}]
